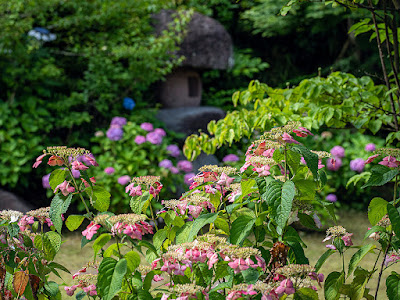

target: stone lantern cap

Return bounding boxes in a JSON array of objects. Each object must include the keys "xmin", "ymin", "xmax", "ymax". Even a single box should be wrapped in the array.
[{"xmin": 153, "ymin": 10, "xmax": 233, "ymax": 70}]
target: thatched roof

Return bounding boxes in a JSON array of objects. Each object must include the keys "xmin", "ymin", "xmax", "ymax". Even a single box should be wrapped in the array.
[{"xmin": 153, "ymin": 10, "xmax": 233, "ymax": 70}]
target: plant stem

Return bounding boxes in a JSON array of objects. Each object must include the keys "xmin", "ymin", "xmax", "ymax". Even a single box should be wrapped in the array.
[
  {"xmin": 375, "ymin": 235, "xmax": 392, "ymax": 299},
  {"xmin": 68, "ymin": 168, "xmax": 92, "ymax": 216},
  {"xmin": 149, "ymin": 200, "xmax": 159, "ymax": 231},
  {"xmin": 116, "ymin": 238, "xmax": 134, "ymax": 294},
  {"xmin": 368, "ymin": 0, "xmax": 399, "ymax": 130},
  {"xmin": 394, "ymin": 175, "xmax": 398, "ymax": 204},
  {"xmin": 284, "ymin": 145, "xmax": 288, "ymax": 181},
  {"xmin": 367, "ymin": 251, "xmax": 381, "ymax": 284}
]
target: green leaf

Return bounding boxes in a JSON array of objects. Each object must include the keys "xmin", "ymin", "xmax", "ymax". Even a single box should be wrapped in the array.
[
  {"xmin": 324, "ymin": 271, "xmax": 345, "ymax": 300},
  {"xmin": 298, "ymin": 213, "xmax": 320, "ymax": 230},
  {"xmin": 286, "ymin": 150, "xmax": 301, "ymax": 174},
  {"xmin": 86, "ymin": 186, "xmax": 111, "ymax": 212},
  {"xmin": 98, "ymin": 258, "xmax": 127, "ymax": 300},
  {"xmin": 43, "ymin": 231, "xmax": 62, "ymax": 260},
  {"xmin": 263, "ymin": 180, "xmax": 295, "ymax": 234},
  {"xmin": 294, "ymin": 287, "xmax": 319, "ymax": 300},
  {"xmin": 44, "ymin": 281, "xmax": 59, "ymax": 297},
  {"xmin": 239, "ymin": 179, "xmax": 257, "ymax": 202},
  {"xmin": 176, "ymin": 222, "xmax": 193, "ymax": 245},
  {"xmin": 242, "ymin": 268, "xmax": 259, "ymax": 284},
  {"xmin": 48, "ymin": 262, "xmax": 70, "ymax": 275},
  {"xmin": 65, "ymin": 215, "xmax": 85, "ymax": 231},
  {"xmin": 93, "ymin": 233, "xmax": 111, "ymax": 259},
  {"xmin": 388, "ymin": 204, "xmax": 400, "ymax": 239},
  {"xmin": 214, "ymin": 217, "xmax": 230, "ymax": 235},
  {"xmin": 362, "ymin": 165, "xmax": 399, "ymax": 188},
  {"xmin": 230, "ymin": 215, "xmax": 255, "ymax": 245},
  {"xmin": 130, "ymin": 192, "xmax": 152, "ymax": 214},
  {"xmin": 368, "ymin": 119, "xmax": 382, "ymax": 134},
  {"xmin": 214, "ymin": 262, "xmax": 230, "ymax": 282},
  {"xmin": 292, "ymin": 144, "xmax": 319, "ymax": 178},
  {"xmin": 75, "ymin": 291, "xmax": 86, "ymax": 300},
  {"xmin": 125, "ymin": 251, "xmax": 141, "ymax": 273},
  {"xmin": 153, "ymin": 228, "xmax": 167, "ymax": 252},
  {"xmin": 7, "ymin": 223, "xmax": 19, "ymax": 238},
  {"xmin": 368, "ymin": 197, "xmax": 388, "ymax": 226},
  {"xmin": 287, "ymin": 240, "xmax": 309, "ymax": 264},
  {"xmin": 50, "ymin": 193, "xmax": 72, "ymax": 234},
  {"xmin": 188, "ymin": 213, "xmax": 218, "ymax": 242},
  {"xmin": 49, "ymin": 169, "xmax": 67, "ymax": 191},
  {"xmin": 348, "ymin": 244, "xmax": 376, "ymax": 277},
  {"xmin": 386, "ymin": 272, "xmax": 400, "ymax": 300},
  {"xmin": 315, "ymin": 249, "xmax": 335, "ymax": 272}
]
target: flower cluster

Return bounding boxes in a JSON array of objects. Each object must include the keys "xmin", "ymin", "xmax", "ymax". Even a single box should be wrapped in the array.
[
  {"xmin": 162, "ymin": 194, "xmax": 215, "ymax": 218},
  {"xmin": 323, "ymin": 225, "xmax": 353, "ymax": 249},
  {"xmin": 159, "ymin": 159, "xmax": 194, "ymax": 185},
  {"xmin": 126, "ymin": 176, "xmax": 163, "ymax": 197},
  {"xmin": 65, "ymin": 263, "xmax": 98, "ymax": 297},
  {"xmin": 106, "ymin": 117, "xmax": 127, "ymax": 141}
]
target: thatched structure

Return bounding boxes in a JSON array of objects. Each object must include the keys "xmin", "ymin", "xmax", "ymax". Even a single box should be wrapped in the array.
[{"xmin": 153, "ymin": 10, "xmax": 233, "ymax": 70}]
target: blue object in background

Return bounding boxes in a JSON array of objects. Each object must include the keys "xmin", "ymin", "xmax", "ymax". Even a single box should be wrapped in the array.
[{"xmin": 123, "ymin": 97, "xmax": 135, "ymax": 110}]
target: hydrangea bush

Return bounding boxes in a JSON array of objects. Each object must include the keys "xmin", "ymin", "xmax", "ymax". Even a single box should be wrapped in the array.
[
  {"xmin": 1, "ymin": 123, "xmax": 400, "ymax": 299},
  {"xmin": 43, "ymin": 117, "xmax": 193, "ymax": 213}
]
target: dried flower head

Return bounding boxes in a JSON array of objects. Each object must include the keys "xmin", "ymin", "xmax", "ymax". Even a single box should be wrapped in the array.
[
  {"xmin": 170, "ymin": 283, "xmax": 205, "ymax": 295},
  {"xmin": 131, "ymin": 176, "xmax": 161, "ymax": 186},
  {"xmin": 375, "ymin": 148, "xmax": 400, "ymax": 158},
  {"xmin": 26, "ymin": 207, "xmax": 50, "ymax": 220},
  {"xmin": 46, "ymin": 146, "xmax": 90, "ymax": 159},
  {"xmin": 0, "ymin": 210, "xmax": 23, "ymax": 221},
  {"xmin": 198, "ymin": 165, "xmax": 237, "ymax": 175},
  {"xmin": 107, "ymin": 214, "xmax": 147, "ymax": 226},
  {"xmin": 326, "ymin": 225, "xmax": 348, "ymax": 238},
  {"xmin": 377, "ymin": 215, "xmax": 391, "ymax": 227},
  {"xmin": 311, "ymin": 151, "xmax": 332, "ymax": 159},
  {"xmin": 275, "ymin": 264, "xmax": 315, "ymax": 277}
]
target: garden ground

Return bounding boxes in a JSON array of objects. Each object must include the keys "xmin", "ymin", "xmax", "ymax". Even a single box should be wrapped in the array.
[{"xmin": 52, "ymin": 210, "xmax": 394, "ymax": 299}]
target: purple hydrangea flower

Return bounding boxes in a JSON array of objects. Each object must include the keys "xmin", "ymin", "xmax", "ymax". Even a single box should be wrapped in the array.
[
  {"xmin": 326, "ymin": 194, "xmax": 337, "ymax": 202},
  {"xmin": 184, "ymin": 173, "xmax": 196, "ymax": 185},
  {"xmin": 177, "ymin": 160, "xmax": 193, "ymax": 173},
  {"xmin": 166, "ymin": 145, "xmax": 180, "ymax": 157},
  {"xmin": 110, "ymin": 117, "xmax": 127, "ymax": 127},
  {"xmin": 365, "ymin": 143, "xmax": 376, "ymax": 152},
  {"xmin": 223, "ymin": 154, "xmax": 240, "ymax": 162},
  {"xmin": 146, "ymin": 132, "xmax": 163, "ymax": 145},
  {"xmin": 170, "ymin": 167, "xmax": 179, "ymax": 174},
  {"xmin": 159, "ymin": 159, "xmax": 173, "ymax": 169},
  {"xmin": 134, "ymin": 135, "xmax": 146, "ymax": 144},
  {"xmin": 140, "ymin": 122, "xmax": 154, "ymax": 132},
  {"xmin": 42, "ymin": 174, "xmax": 51, "ymax": 189},
  {"xmin": 118, "ymin": 175, "xmax": 131, "ymax": 185},
  {"xmin": 154, "ymin": 128, "xmax": 166, "ymax": 137},
  {"xmin": 350, "ymin": 158, "xmax": 365, "ymax": 173},
  {"xmin": 71, "ymin": 169, "xmax": 81, "ymax": 178},
  {"xmin": 326, "ymin": 157, "xmax": 342, "ymax": 171},
  {"xmin": 106, "ymin": 127, "xmax": 123, "ymax": 141},
  {"xmin": 104, "ymin": 167, "xmax": 115, "ymax": 175},
  {"xmin": 330, "ymin": 146, "xmax": 345, "ymax": 158}
]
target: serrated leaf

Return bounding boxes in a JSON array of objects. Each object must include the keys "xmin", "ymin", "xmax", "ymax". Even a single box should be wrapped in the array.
[
  {"xmin": 48, "ymin": 262, "xmax": 70, "ymax": 275},
  {"xmin": 214, "ymin": 217, "xmax": 230, "ymax": 235},
  {"xmin": 388, "ymin": 204, "xmax": 400, "ymax": 239},
  {"xmin": 362, "ymin": 165, "xmax": 399, "ymax": 188},
  {"xmin": 368, "ymin": 197, "xmax": 388, "ymax": 226},
  {"xmin": 176, "ymin": 222, "xmax": 193, "ymax": 245},
  {"xmin": 98, "ymin": 258, "xmax": 127, "ymax": 300},
  {"xmin": 50, "ymin": 193, "xmax": 72, "ymax": 234},
  {"xmin": 348, "ymin": 244, "xmax": 375, "ymax": 277},
  {"xmin": 230, "ymin": 215, "xmax": 255, "ymax": 245},
  {"xmin": 43, "ymin": 231, "xmax": 62, "ymax": 260},
  {"xmin": 188, "ymin": 213, "xmax": 218, "ymax": 242},
  {"xmin": 153, "ymin": 228, "xmax": 167, "ymax": 252},
  {"xmin": 13, "ymin": 271, "xmax": 29, "ymax": 296},
  {"xmin": 324, "ymin": 271, "xmax": 344, "ymax": 300},
  {"xmin": 49, "ymin": 169, "xmax": 67, "ymax": 191},
  {"xmin": 386, "ymin": 272, "xmax": 400, "ymax": 300},
  {"xmin": 86, "ymin": 186, "xmax": 110, "ymax": 212},
  {"xmin": 294, "ymin": 287, "xmax": 319, "ymax": 300},
  {"xmin": 65, "ymin": 215, "xmax": 85, "ymax": 231},
  {"xmin": 292, "ymin": 144, "xmax": 319, "ymax": 178},
  {"xmin": 125, "ymin": 251, "xmax": 141, "ymax": 273},
  {"xmin": 214, "ymin": 262, "xmax": 230, "ymax": 281},
  {"xmin": 7, "ymin": 223, "xmax": 20, "ymax": 238},
  {"xmin": 93, "ymin": 233, "xmax": 111, "ymax": 259},
  {"xmin": 315, "ymin": 249, "xmax": 335, "ymax": 272}
]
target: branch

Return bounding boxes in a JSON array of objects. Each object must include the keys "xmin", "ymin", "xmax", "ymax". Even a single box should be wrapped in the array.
[{"xmin": 368, "ymin": 0, "xmax": 399, "ymax": 130}]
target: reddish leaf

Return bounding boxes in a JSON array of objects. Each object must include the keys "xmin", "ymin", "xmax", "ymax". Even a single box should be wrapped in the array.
[{"xmin": 13, "ymin": 271, "xmax": 29, "ymax": 296}]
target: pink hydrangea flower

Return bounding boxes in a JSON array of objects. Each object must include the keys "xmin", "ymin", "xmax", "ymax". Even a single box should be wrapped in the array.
[
  {"xmin": 330, "ymin": 146, "xmax": 345, "ymax": 158},
  {"xmin": 54, "ymin": 181, "xmax": 75, "ymax": 196},
  {"xmin": 327, "ymin": 157, "xmax": 342, "ymax": 171},
  {"xmin": 281, "ymin": 132, "xmax": 299, "ymax": 144},
  {"xmin": 64, "ymin": 285, "xmax": 79, "ymax": 296},
  {"xmin": 223, "ymin": 154, "xmax": 240, "ymax": 162},
  {"xmin": 216, "ymin": 172, "xmax": 235, "ymax": 188},
  {"xmin": 82, "ymin": 222, "xmax": 100, "ymax": 240},
  {"xmin": 71, "ymin": 161, "xmax": 89, "ymax": 171},
  {"xmin": 177, "ymin": 160, "xmax": 193, "ymax": 172},
  {"xmin": 350, "ymin": 158, "xmax": 365, "ymax": 172},
  {"xmin": 33, "ymin": 153, "xmax": 47, "ymax": 168},
  {"xmin": 379, "ymin": 156, "xmax": 399, "ymax": 168},
  {"xmin": 42, "ymin": 174, "xmax": 51, "ymax": 189},
  {"xmin": 110, "ymin": 117, "xmax": 127, "ymax": 127},
  {"xmin": 293, "ymin": 127, "xmax": 314, "ymax": 137},
  {"xmin": 159, "ymin": 159, "xmax": 173, "ymax": 169},
  {"xmin": 275, "ymin": 279, "xmax": 295, "ymax": 296},
  {"xmin": 135, "ymin": 135, "xmax": 146, "ymax": 144},
  {"xmin": 146, "ymin": 131, "xmax": 163, "ymax": 145},
  {"xmin": 104, "ymin": 167, "xmax": 115, "ymax": 174},
  {"xmin": 118, "ymin": 175, "xmax": 131, "ymax": 185},
  {"xmin": 170, "ymin": 166, "xmax": 179, "ymax": 174},
  {"xmin": 184, "ymin": 173, "xmax": 195, "ymax": 185},
  {"xmin": 154, "ymin": 128, "xmax": 166, "ymax": 136},
  {"xmin": 365, "ymin": 143, "xmax": 376, "ymax": 152},
  {"xmin": 153, "ymin": 275, "xmax": 164, "ymax": 282},
  {"xmin": 140, "ymin": 122, "xmax": 154, "ymax": 131}
]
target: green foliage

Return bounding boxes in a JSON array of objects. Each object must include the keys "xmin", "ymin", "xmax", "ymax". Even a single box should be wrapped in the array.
[
  {"xmin": 387, "ymin": 272, "xmax": 400, "ymax": 300},
  {"xmin": 98, "ymin": 257, "xmax": 127, "ymax": 300},
  {"xmin": 184, "ymin": 72, "xmax": 392, "ymax": 161},
  {"xmin": 0, "ymin": 0, "xmax": 189, "ymax": 189}
]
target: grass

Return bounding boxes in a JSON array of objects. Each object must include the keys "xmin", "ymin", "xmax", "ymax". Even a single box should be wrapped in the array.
[{"xmin": 52, "ymin": 210, "xmax": 395, "ymax": 299}]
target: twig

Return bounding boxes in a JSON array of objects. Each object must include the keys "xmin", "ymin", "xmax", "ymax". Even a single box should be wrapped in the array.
[{"xmin": 368, "ymin": 0, "xmax": 399, "ymax": 130}]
